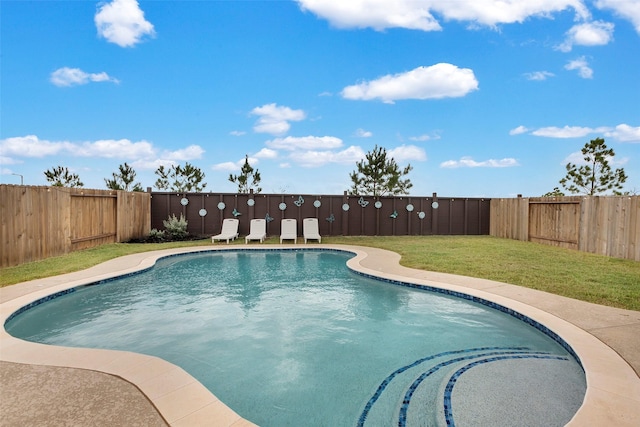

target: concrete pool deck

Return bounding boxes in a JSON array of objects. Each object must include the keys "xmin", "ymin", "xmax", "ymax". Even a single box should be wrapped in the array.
[{"xmin": 1, "ymin": 244, "xmax": 639, "ymax": 426}]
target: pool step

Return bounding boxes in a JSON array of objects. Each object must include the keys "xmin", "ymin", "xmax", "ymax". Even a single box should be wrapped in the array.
[{"xmin": 357, "ymin": 347, "xmax": 571, "ymax": 427}]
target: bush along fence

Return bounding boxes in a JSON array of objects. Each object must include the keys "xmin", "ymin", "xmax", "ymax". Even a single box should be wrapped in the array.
[
  {"xmin": 1, "ymin": 185, "xmax": 151, "ymax": 268},
  {"xmin": 490, "ymin": 195, "xmax": 639, "ymax": 262},
  {"xmin": 150, "ymin": 192, "xmax": 491, "ymax": 239}
]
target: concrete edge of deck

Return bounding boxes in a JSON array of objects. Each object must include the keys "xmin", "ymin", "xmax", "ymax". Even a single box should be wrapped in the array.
[{"xmin": 1, "ymin": 244, "xmax": 639, "ymax": 426}]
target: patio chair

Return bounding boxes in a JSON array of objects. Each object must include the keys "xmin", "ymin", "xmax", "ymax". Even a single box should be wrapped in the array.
[
  {"xmin": 280, "ymin": 218, "xmax": 297, "ymax": 244},
  {"xmin": 245, "ymin": 218, "xmax": 267, "ymax": 243},
  {"xmin": 211, "ymin": 218, "xmax": 239, "ymax": 244},
  {"xmin": 303, "ymin": 218, "xmax": 321, "ymax": 243}
]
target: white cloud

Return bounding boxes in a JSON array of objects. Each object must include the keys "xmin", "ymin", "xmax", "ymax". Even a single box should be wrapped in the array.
[
  {"xmin": 297, "ymin": 0, "xmax": 441, "ymax": 31},
  {"xmin": 0, "ymin": 135, "xmax": 207, "ymax": 173},
  {"xmin": 212, "ymin": 161, "xmax": 241, "ymax": 172},
  {"xmin": 341, "ymin": 64, "xmax": 478, "ymax": 104},
  {"xmin": 0, "ymin": 156, "xmax": 21, "ymax": 165},
  {"xmin": 510, "ymin": 125, "xmax": 530, "ymax": 135},
  {"xmin": 131, "ymin": 158, "xmax": 174, "ymax": 171},
  {"xmin": 266, "ymin": 135, "xmax": 343, "ymax": 151},
  {"xmin": 288, "ymin": 145, "xmax": 365, "ymax": 167},
  {"xmin": 74, "ymin": 139, "xmax": 156, "ymax": 158},
  {"xmin": 531, "ymin": 125, "xmax": 611, "ymax": 138},
  {"xmin": 557, "ymin": 21, "xmax": 615, "ymax": 52},
  {"xmin": 563, "ymin": 151, "xmax": 588, "ymax": 164},
  {"xmin": 131, "ymin": 145, "xmax": 203, "ymax": 171},
  {"xmin": 409, "ymin": 133, "xmax": 440, "ymax": 141},
  {"xmin": 50, "ymin": 67, "xmax": 120, "ymax": 87},
  {"xmin": 230, "ymin": 130, "xmax": 246, "ymax": 136},
  {"xmin": 564, "ymin": 56, "xmax": 593, "ymax": 78},
  {"xmin": 296, "ymin": 1, "xmax": 589, "ymax": 31},
  {"xmin": 429, "ymin": 1, "xmax": 590, "ymax": 27},
  {"xmin": 388, "ymin": 145, "xmax": 427, "ymax": 162},
  {"xmin": 596, "ymin": 0, "xmax": 640, "ymax": 34},
  {"xmin": 0, "ymin": 135, "xmax": 70, "ymax": 157},
  {"xmin": 354, "ymin": 128, "xmax": 373, "ymax": 138},
  {"xmin": 251, "ymin": 103, "xmax": 306, "ymax": 135},
  {"xmin": 532, "ymin": 126, "xmax": 597, "ymax": 138},
  {"xmin": 523, "ymin": 71, "xmax": 555, "ymax": 81},
  {"xmin": 529, "ymin": 124, "xmax": 640, "ymax": 140},
  {"xmin": 162, "ymin": 145, "xmax": 205, "ymax": 161},
  {"xmin": 95, "ymin": 0, "xmax": 156, "ymax": 47},
  {"xmin": 562, "ymin": 150, "xmax": 628, "ymax": 166},
  {"xmin": 440, "ymin": 156, "xmax": 519, "ymax": 168},
  {"xmin": 254, "ymin": 148, "xmax": 278, "ymax": 159},
  {"xmin": 604, "ymin": 124, "xmax": 640, "ymax": 142}
]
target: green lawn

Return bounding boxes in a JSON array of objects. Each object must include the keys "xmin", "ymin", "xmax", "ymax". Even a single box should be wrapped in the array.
[{"xmin": 2, "ymin": 236, "xmax": 638, "ymax": 311}]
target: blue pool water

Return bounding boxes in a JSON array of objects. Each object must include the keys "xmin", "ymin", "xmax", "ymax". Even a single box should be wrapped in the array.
[{"xmin": 6, "ymin": 250, "xmax": 586, "ymax": 426}]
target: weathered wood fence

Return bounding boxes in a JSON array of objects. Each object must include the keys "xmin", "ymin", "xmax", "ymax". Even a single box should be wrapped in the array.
[
  {"xmin": 151, "ymin": 192, "xmax": 491, "ymax": 238},
  {"xmin": 490, "ymin": 196, "xmax": 640, "ymax": 261},
  {"xmin": 4, "ymin": 187, "xmax": 635, "ymax": 268},
  {"xmin": 0, "ymin": 185, "xmax": 150, "ymax": 268}
]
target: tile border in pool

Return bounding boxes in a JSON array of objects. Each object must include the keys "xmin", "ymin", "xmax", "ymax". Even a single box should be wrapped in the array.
[{"xmin": 1, "ymin": 244, "xmax": 639, "ymax": 427}]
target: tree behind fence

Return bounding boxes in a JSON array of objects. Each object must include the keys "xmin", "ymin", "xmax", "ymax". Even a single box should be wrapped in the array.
[{"xmin": 150, "ymin": 192, "xmax": 491, "ymax": 238}]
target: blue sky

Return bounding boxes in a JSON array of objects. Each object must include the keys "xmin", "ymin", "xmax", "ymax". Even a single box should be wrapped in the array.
[{"xmin": 1, "ymin": 0, "xmax": 639, "ymax": 197}]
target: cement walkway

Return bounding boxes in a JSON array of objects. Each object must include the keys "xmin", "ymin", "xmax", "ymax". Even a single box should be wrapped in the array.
[{"xmin": 1, "ymin": 245, "xmax": 639, "ymax": 426}]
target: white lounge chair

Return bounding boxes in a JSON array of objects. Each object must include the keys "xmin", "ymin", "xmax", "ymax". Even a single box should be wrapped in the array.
[
  {"xmin": 245, "ymin": 218, "xmax": 267, "ymax": 243},
  {"xmin": 280, "ymin": 218, "xmax": 297, "ymax": 244},
  {"xmin": 211, "ymin": 218, "xmax": 239, "ymax": 244},
  {"xmin": 303, "ymin": 218, "xmax": 321, "ymax": 243}
]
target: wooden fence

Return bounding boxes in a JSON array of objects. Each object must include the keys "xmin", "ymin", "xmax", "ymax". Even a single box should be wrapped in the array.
[
  {"xmin": 151, "ymin": 192, "xmax": 491, "ymax": 238},
  {"xmin": 0, "ymin": 185, "xmax": 151, "ymax": 268},
  {"xmin": 490, "ymin": 196, "xmax": 640, "ymax": 261}
]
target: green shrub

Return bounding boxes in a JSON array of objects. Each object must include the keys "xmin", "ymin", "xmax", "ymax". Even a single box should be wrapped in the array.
[
  {"xmin": 163, "ymin": 214, "xmax": 189, "ymax": 240},
  {"xmin": 147, "ymin": 228, "xmax": 166, "ymax": 243}
]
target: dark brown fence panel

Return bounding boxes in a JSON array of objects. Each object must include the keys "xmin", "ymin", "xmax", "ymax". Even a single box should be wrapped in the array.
[
  {"xmin": 435, "ymin": 199, "xmax": 450, "ymax": 235},
  {"xmin": 150, "ymin": 192, "xmax": 491, "ymax": 239}
]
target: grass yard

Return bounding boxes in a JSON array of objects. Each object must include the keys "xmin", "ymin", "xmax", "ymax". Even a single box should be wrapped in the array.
[{"xmin": 1, "ymin": 236, "xmax": 638, "ymax": 311}]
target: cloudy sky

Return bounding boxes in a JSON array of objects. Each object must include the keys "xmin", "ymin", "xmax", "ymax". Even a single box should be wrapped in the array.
[{"xmin": 1, "ymin": 0, "xmax": 639, "ymax": 196}]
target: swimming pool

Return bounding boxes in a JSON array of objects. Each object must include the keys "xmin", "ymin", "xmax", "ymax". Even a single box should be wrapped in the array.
[{"xmin": 5, "ymin": 249, "xmax": 586, "ymax": 426}]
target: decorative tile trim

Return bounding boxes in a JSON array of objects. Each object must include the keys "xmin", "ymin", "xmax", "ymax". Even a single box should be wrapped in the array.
[
  {"xmin": 4, "ymin": 288, "xmax": 77, "ymax": 324},
  {"xmin": 357, "ymin": 346, "xmax": 529, "ymax": 427}
]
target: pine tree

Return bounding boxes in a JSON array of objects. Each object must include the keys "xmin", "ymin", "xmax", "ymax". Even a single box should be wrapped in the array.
[
  {"xmin": 154, "ymin": 162, "xmax": 207, "ymax": 192},
  {"xmin": 349, "ymin": 145, "xmax": 412, "ymax": 196},
  {"xmin": 44, "ymin": 166, "xmax": 84, "ymax": 187},
  {"xmin": 229, "ymin": 155, "xmax": 262, "ymax": 194},
  {"xmin": 559, "ymin": 138, "xmax": 627, "ymax": 195},
  {"xmin": 105, "ymin": 163, "xmax": 143, "ymax": 191}
]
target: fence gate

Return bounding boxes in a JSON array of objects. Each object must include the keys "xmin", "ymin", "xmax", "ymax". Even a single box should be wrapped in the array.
[
  {"xmin": 528, "ymin": 199, "xmax": 581, "ymax": 250},
  {"xmin": 69, "ymin": 192, "xmax": 118, "ymax": 250}
]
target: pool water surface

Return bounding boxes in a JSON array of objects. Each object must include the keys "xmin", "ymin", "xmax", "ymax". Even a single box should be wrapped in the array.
[{"xmin": 6, "ymin": 250, "xmax": 586, "ymax": 426}]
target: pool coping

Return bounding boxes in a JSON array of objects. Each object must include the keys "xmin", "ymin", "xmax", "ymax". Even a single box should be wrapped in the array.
[{"xmin": 1, "ymin": 244, "xmax": 639, "ymax": 426}]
